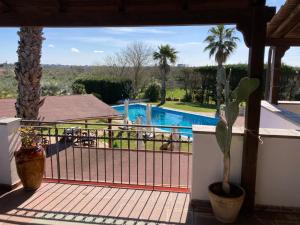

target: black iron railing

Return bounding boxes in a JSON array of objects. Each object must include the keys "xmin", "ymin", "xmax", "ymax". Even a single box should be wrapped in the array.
[{"xmin": 21, "ymin": 120, "xmax": 192, "ymax": 192}]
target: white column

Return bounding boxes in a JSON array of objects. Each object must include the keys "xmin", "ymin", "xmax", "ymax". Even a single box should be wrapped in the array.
[
  {"xmin": 136, "ymin": 117, "xmax": 145, "ymax": 150},
  {"xmin": 0, "ymin": 118, "xmax": 21, "ymax": 187}
]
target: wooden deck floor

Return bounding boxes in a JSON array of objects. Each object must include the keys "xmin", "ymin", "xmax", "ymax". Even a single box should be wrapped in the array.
[{"xmin": 0, "ymin": 182, "xmax": 190, "ymax": 225}]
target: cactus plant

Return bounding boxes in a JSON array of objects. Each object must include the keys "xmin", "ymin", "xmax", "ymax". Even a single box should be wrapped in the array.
[{"xmin": 215, "ymin": 70, "xmax": 259, "ymax": 194}]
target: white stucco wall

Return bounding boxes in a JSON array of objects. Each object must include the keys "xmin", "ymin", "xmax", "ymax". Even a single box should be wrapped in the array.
[
  {"xmin": 192, "ymin": 125, "xmax": 300, "ymax": 208},
  {"xmin": 0, "ymin": 118, "xmax": 21, "ymax": 186}
]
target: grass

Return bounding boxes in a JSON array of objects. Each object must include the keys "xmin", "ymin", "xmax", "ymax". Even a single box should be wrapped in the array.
[
  {"xmin": 166, "ymin": 89, "xmax": 186, "ymax": 99},
  {"xmin": 150, "ymin": 101, "xmax": 216, "ymax": 113}
]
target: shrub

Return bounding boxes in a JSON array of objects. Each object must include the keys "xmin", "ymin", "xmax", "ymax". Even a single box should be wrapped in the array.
[
  {"xmin": 73, "ymin": 78, "xmax": 133, "ymax": 104},
  {"xmin": 72, "ymin": 83, "xmax": 86, "ymax": 94},
  {"xmin": 144, "ymin": 82, "xmax": 161, "ymax": 102},
  {"xmin": 182, "ymin": 93, "xmax": 192, "ymax": 102}
]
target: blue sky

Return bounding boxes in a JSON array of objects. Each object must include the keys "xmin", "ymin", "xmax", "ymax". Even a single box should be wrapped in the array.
[{"xmin": 0, "ymin": 0, "xmax": 298, "ymax": 66}]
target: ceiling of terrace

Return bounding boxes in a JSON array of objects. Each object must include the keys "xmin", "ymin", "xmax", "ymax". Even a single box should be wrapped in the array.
[
  {"xmin": 0, "ymin": 0, "xmax": 272, "ymax": 26},
  {"xmin": 267, "ymin": 0, "xmax": 300, "ymax": 46}
]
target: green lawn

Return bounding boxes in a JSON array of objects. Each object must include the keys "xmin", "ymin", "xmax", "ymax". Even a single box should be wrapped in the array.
[
  {"xmin": 166, "ymin": 89, "xmax": 185, "ymax": 99},
  {"xmin": 151, "ymin": 101, "xmax": 216, "ymax": 113}
]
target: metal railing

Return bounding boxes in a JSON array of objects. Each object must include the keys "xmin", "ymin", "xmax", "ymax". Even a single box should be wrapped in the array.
[{"xmin": 22, "ymin": 120, "xmax": 192, "ymax": 192}]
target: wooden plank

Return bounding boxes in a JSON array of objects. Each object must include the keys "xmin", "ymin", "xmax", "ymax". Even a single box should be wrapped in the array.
[
  {"xmin": 241, "ymin": 5, "xmax": 267, "ymax": 211},
  {"xmin": 108, "ymin": 189, "xmax": 135, "ymax": 217},
  {"xmin": 159, "ymin": 192, "xmax": 179, "ymax": 222},
  {"xmin": 117, "ymin": 189, "xmax": 144, "ymax": 218},
  {"xmin": 180, "ymin": 194, "xmax": 190, "ymax": 224},
  {"xmin": 0, "ymin": 9, "xmax": 254, "ymax": 27},
  {"xmin": 79, "ymin": 187, "xmax": 111, "ymax": 214},
  {"xmin": 128, "ymin": 190, "xmax": 152, "ymax": 219},
  {"xmin": 266, "ymin": 37, "xmax": 300, "ymax": 46},
  {"xmin": 269, "ymin": 46, "xmax": 289, "ymax": 104},
  {"xmin": 138, "ymin": 191, "xmax": 161, "ymax": 220},
  {"xmin": 169, "ymin": 193, "xmax": 188, "ymax": 223},
  {"xmin": 42, "ymin": 184, "xmax": 79, "ymax": 211},
  {"xmin": 70, "ymin": 186, "xmax": 101, "ymax": 213},
  {"xmin": 148, "ymin": 191, "xmax": 169, "ymax": 221},
  {"xmin": 89, "ymin": 188, "xmax": 119, "ymax": 215},
  {"xmin": 98, "ymin": 188, "xmax": 127, "ymax": 216},
  {"xmin": 270, "ymin": 5, "xmax": 300, "ymax": 38}
]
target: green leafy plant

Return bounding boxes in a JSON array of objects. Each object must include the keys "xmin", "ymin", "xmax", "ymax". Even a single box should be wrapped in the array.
[
  {"xmin": 144, "ymin": 81, "xmax": 161, "ymax": 102},
  {"xmin": 19, "ymin": 127, "xmax": 40, "ymax": 149},
  {"xmin": 215, "ymin": 70, "xmax": 259, "ymax": 194}
]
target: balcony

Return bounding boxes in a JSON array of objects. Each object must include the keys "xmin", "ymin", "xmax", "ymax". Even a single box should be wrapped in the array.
[
  {"xmin": 1, "ymin": 119, "xmax": 300, "ymax": 225},
  {"xmin": 0, "ymin": 182, "xmax": 190, "ymax": 225}
]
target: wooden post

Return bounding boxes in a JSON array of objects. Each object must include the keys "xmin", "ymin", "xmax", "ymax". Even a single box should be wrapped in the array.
[
  {"xmin": 264, "ymin": 47, "xmax": 273, "ymax": 100},
  {"xmin": 269, "ymin": 46, "xmax": 289, "ymax": 104},
  {"xmin": 107, "ymin": 118, "xmax": 112, "ymax": 148},
  {"xmin": 241, "ymin": 5, "xmax": 267, "ymax": 211}
]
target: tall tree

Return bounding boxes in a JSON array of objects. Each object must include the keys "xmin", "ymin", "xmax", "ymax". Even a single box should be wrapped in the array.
[
  {"xmin": 124, "ymin": 41, "xmax": 152, "ymax": 97},
  {"xmin": 153, "ymin": 44, "xmax": 178, "ymax": 105},
  {"xmin": 15, "ymin": 27, "xmax": 45, "ymax": 120},
  {"xmin": 204, "ymin": 25, "xmax": 239, "ymax": 114}
]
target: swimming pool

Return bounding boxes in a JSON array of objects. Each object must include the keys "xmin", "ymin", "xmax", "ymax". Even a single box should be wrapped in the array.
[{"xmin": 113, "ymin": 104, "xmax": 219, "ymax": 137}]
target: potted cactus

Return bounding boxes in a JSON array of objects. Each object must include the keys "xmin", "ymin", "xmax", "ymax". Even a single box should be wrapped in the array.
[
  {"xmin": 15, "ymin": 127, "xmax": 45, "ymax": 191},
  {"xmin": 208, "ymin": 71, "xmax": 259, "ymax": 223}
]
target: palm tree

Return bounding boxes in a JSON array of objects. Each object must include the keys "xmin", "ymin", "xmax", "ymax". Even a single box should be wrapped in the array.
[
  {"xmin": 153, "ymin": 44, "xmax": 177, "ymax": 105},
  {"xmin": 15, "ymin": 27, "xmax": 45, "ymax": 120},
  {"xmin": 204, "ymin": 25, "xmax": 239, "ymax": 114}
]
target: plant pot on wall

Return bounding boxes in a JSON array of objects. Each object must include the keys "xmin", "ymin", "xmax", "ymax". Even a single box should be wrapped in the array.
[
  {"xmin": 208, "ymin": 182, "xmax": 245, "ymax": 223},
  {"xmin": 15, "ymin": 146, "xmax": 45, "ymax": 191}
]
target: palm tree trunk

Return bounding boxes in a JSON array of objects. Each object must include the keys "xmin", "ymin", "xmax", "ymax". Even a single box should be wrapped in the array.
[
  {"xmin": 15, "ymin": 27, "xmax": 44, "ymax": 120},
  {"xmin": 161, "ymin": 71, "xmax": 166, "ymax": 105}
]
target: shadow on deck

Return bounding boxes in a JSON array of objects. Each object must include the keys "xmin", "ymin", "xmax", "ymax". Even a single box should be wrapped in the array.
[{"xmin": 0, "ymin": 182, "xmax": 190, "ymax": 225}]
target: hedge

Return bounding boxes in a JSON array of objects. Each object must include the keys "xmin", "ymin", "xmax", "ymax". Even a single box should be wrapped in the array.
[{"xmin": 73, "ymin": 78, "xmax": 133, "ymax": 104}]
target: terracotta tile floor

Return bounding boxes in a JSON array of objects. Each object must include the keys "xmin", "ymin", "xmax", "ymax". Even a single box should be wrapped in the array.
[{"xmin": 1, "ymin": 182, "xmax": 300, "ymax": 225}]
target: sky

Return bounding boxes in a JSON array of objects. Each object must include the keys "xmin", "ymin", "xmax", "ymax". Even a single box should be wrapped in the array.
[{"xmin": 0, "ymin": 0, "xmax": 298, "ymax": 67}]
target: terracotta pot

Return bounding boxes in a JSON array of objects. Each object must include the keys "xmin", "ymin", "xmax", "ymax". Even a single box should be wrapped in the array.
[
  {"xmin": 208, "ymin": 182, "xmax": 245, "ymax": 223},
  {"xmin": 15, "ymin": 146, "xmax": 45, "ymax": 191}
]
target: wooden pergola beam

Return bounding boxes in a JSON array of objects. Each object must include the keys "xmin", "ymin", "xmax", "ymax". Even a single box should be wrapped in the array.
[
  {"xmin": 270, "ymin": 5, "xmax": 300, "ymax": 38},
  {"xmin": 57, "ymin": 0, "xmax": 68, "ymax": 12},
  {"xmin": 0, "ymin": 0, "xmax": 10, "ymax": 13},
  {"xmin": 0, "ymin": 6, "xmax": 274, "ymax": 27},
  {"xmin": 268, "ymin": 46, "xmax": 290, "ymax": 104},
  {"xmin": 266, "ymin": 38, "xmax": 300, "ymax": 46},
  {"xmin": 241, "ymin": 5, "xmax": 269, "ymax": 211}
]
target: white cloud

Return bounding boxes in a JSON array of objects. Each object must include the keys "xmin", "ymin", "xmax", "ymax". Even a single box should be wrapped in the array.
[
  {"xmin": 48, "ymin": 44, "xmax": 55, "ymax": 48},
  {"xmin": 104, "ymin": 27, "xmax": 175, "ymax": 34},
  {"xmin": 71, "ymin": 48, "xmax": 80, "ymax": 53},
  {"xmin": 93, "ymin": 50, "xmax": 104, "ymax": 53},
  {"xmin": 66, "ymin": 36, "xmax": 129, "ymax": 47}
]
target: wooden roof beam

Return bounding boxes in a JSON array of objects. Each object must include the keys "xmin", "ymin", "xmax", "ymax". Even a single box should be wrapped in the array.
[
  {"xmin": 266, "ymin": 38, "xmax": 300, "ymax": 46},
  {"xmin": 0, "ymin": 6, "xmax": 275, "ymax": 27},
  {"xmin": 117, "ymin": 0, "xmax": 126, "ymax": 13},
  {"xmin": 57, "ymin": 0, "xmax": 68, "ymax": 12},
  {"xmin": 270, "ymin": 4, "xmax": 300, "ymax": 38},
  {"xmin": 181, "ymin": 0, "xmax": 189, "ymax": 11},
  {"xmin": 0, "ymin": 0, "xmax": 10, "ymax": 13}
]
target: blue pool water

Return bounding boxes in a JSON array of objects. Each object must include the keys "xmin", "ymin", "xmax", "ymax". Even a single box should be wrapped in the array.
[{"xmin": 113, "ymin": 104, "xmax": 219, "ymax": 137}]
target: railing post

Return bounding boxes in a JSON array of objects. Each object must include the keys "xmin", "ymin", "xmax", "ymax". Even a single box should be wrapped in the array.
[
  {"xmin": 55, "ymin": 126, "xmax": 61, "ymax": 182},
  {"xmin": 108, "ymin": 118, "xmax": 113, "ymax": 148},
  {"xmin": 0, "ymin": 118, "xmax": 21, "ymax": 189}
]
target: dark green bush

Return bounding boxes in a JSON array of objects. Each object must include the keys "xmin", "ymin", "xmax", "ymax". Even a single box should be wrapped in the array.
[
  {"xmin": 73, "ymin": 78, "xmax": 133, "ymax": 104},
  {"xmin": 182, "ymin": 93, "xmax": 192, "ymax": 102},
  {"xmin": 72, "ymin": 83, "xmax": 86, "ymax": 94},
  {"xmin": 144, "ymin": 82, "xmax": 161, "ymax": 102}
]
